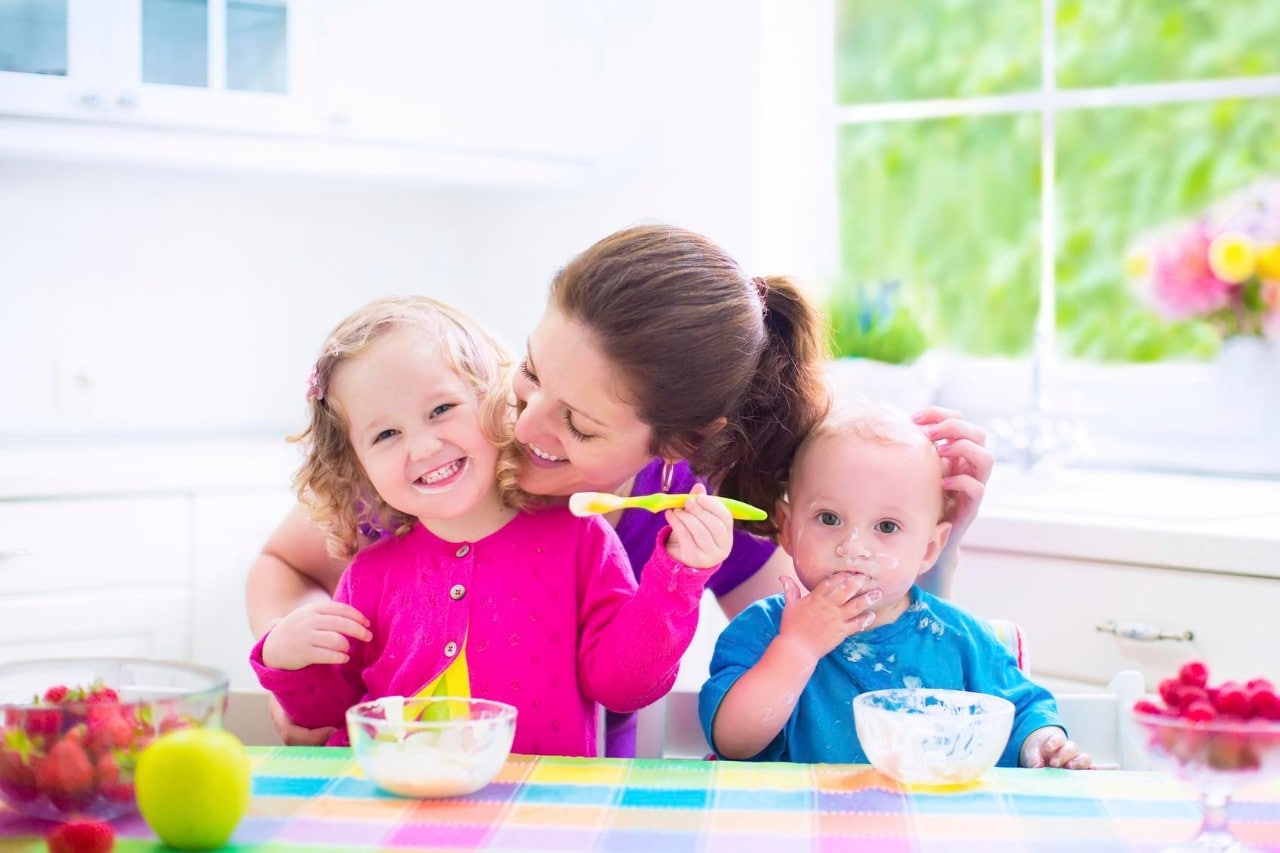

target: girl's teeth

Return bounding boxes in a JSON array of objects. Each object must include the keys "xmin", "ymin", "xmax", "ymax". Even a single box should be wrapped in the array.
[{"xmin": 420, "ymin": 460, "xmax": 462, "ymax": 484}]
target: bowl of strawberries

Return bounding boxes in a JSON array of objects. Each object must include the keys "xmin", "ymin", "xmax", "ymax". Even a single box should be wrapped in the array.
[
  {"xmin": 1131, "ymin": 661, "xmax": 1280, "ymax": 850},
  {"xmin": 0, "ymin": 657, "xmax": 228, "ymax": 822}
]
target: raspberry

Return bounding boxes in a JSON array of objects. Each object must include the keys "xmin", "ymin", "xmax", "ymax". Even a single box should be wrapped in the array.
[
  {"xmin": 1176, "ymin": 685, "xmax": 1209, "ymax": 710},
  {"xmin": 46, "ymin": 819, "xmax": 115, "ymax": 853},
  {"xmin": 1158, "ymin": 677, "xmax": 1182, "ymax": 707},
  {"xmin": 1248, "ymin": 686, "xmax": 1280, "ymax": 721},
  {"xmin": 1183, "ymin": 700, "xmax": 1217, "ymax": 723},
  {"xmin": 1247, "ymin": 678, "xmax": 1275, "ymax": 693},
  {"xmin": 1215, "ymin": 682, "xmax": 1252, "ymax": 718},
  {"xmin": 1178, "ymin": 661, "xmax": 1209, "ymax": 689}
]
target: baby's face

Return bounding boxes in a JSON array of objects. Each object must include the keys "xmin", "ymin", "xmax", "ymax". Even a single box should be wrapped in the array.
[{"xmin": 778, "ymin": 431, "xmax": 951, "ymax": 627}]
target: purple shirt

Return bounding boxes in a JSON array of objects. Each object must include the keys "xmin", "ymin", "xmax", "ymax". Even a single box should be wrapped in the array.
[{"xmin": 252, "ymin": 507, "xmax": 714, "ymax": 757}]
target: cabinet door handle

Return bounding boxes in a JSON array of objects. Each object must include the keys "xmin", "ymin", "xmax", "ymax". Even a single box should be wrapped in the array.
[
  {"xmin": 0, "ymin": 546, "xmax": 30, "ymax": 561},
  {"xmin": 1096, "ymin": 620, "xmax": 1194, "ymax": 643}
]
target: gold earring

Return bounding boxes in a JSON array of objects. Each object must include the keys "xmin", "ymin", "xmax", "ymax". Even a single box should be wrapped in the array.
[{"xmin": 660, "ymin": 460, "xmax": 675, "ymax": 493}]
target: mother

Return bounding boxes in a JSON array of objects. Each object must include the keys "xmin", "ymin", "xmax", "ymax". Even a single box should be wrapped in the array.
[{"xmin": 246, "ymin": 223, "xmax": 993, "ymax": 752}]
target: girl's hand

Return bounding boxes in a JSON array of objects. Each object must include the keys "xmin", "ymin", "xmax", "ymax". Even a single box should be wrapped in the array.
[
  {"xmin": 913, "ymin": 406, "xmax": 994, "ymax": 542},
  {"xmin": 1020, "ymin": 726, "xmax": 1093, "ymax": 769},
  {"xmin": 261, "ymin": 600, "xmax": 373, "ymax": 671},
  {"xmin": 268, "ymin": 695, "xmax": 336, "ymax": 746},
  {"xmin": 663, "ymin": 482, "xmax": 733, "ymax": 570},
  {"xmin": 777, "ymin": 573, "xmax": 878, "ymax": 663}
]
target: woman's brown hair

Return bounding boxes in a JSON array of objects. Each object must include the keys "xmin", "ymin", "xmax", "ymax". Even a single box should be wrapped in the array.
[{"xmin": 549, "ymin": 223, "xmax": 830, "ymax": 536}]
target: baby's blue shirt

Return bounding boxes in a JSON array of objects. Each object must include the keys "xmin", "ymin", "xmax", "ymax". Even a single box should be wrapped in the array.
[{"xmin": 698, "ymin": 587, "xmax": 1061, "ymax": 766}]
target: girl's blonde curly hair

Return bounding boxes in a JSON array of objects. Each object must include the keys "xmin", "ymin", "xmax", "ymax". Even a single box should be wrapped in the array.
[{"xmin": 290, "ymin": 295, "xmax": 530, "ymax": 558}]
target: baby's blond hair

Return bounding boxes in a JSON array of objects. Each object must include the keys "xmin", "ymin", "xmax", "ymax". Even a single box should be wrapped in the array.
[
  {"xmin": 792, "ymin": 401, "xmax": 955, "ymax": 522},
  {"xmin": 290, "ymin": 295, "xmax": 529, "ymax": 557}
]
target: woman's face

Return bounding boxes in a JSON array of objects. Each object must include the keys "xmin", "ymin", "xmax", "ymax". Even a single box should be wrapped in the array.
[{"xmin": 512, "ymin": 305, "xmax": 656, "ymax": 497}]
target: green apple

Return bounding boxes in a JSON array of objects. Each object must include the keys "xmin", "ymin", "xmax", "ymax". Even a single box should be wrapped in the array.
[{"xmin": 135, "ymin": 727, "xmax": 251, "ymax": 850}]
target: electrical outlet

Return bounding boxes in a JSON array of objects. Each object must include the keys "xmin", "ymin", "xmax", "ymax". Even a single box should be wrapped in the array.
[{"xmin": 53, "ymin": 359, "xmax": 98, "ymax": 415}]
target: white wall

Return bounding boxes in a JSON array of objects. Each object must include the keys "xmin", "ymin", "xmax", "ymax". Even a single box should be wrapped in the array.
[{"xmin": 0, "ymin": 0, "xmax": 834, "ymax": 444}]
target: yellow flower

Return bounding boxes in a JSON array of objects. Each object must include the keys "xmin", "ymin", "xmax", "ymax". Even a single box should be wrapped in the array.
[
  {"xmin": 1123, "ymin": 247, "xmax": 1152, "ymax": 282},
  {"xmin": 1257, "ymin": 243, "xmax": 1280, "ymax": 281},
  {"xmin": 1207, "ymin": 231, "xmax": 1256, "ymax": 283}
]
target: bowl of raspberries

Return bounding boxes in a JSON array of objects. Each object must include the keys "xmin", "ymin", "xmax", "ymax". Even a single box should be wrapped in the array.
[
  {"xmin": 1132, "ymin": 660, "xmax": 1280, "ymax": 847},
  {"xmin": 0, "ymin": 657, "xmax": 228, "ymax": 822}
]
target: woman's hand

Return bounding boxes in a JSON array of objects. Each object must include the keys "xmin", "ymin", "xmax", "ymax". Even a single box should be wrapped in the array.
[
  {"xmin": 913, "ymin": 406, "xmax": 994, "ymax": 543},
  {"xmin": 268, "ymin": 695, "xmax": 335, "ymax": 746},
  {"xmin": 778, "ymin": 572, "xmax": 878, "ymax": 663},
  {"xmin": 663, "ymin": 482, "xmax": 734, "ymax": 570},
  {"xmin": 261, "ymin": 600, "xmax": 373, "ymax": 671}
]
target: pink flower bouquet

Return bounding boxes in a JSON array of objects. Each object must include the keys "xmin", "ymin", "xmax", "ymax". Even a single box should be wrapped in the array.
[{"xmin": 1128, "ymin": 179, "xmax": 1280, "ymax": 340}]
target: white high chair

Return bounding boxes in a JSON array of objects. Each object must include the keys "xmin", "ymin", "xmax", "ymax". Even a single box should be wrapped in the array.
[{"xmin": 636, "ymin": 616, "xmax": 1148, "ymax": 769}]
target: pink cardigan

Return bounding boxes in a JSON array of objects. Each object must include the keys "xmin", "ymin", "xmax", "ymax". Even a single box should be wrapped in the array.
[{"xmin": 251, "ymin": 506, "xmax": 716, "ymax": 756}]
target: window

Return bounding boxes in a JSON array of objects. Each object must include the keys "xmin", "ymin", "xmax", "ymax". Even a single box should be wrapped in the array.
[{"xmin": 831, "ymin": 0, "xmax": 1280, "ymax": 477}]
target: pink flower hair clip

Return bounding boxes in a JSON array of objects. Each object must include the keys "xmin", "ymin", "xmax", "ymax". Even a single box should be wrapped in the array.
[{"xmin": 305, "ymin": 366, "xmax": 324, "ymax": 402}]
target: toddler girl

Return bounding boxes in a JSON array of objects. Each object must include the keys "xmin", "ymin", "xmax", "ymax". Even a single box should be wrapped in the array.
[{"xmin": 251, "ymin": 295, "xmax": 731, "ymax": 756}]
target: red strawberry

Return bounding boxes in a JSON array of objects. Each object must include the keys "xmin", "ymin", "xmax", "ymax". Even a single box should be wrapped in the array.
[
  {"xmin": 85, "ymin": 687, "xmax": 118, "ymax": 705},
  {"xmin": 35, "ymin": 738, "xmax": 94, "ymax": 799},
  {"xmin": 1178, "ymin": 661, "xmax": 1209, "ymax": 689},
  {"xmin": 101, "ymin": 780, "xmax": 134, "ymax": 803},
  {"xmin": 87, "ymin": 708, "xmax": 134, "ymax": 753},
  {"xmin": 0, "ymin": 750, "xmax": 38, "ymax": 801},
  {"xmin": 23, "ymin": 708, "xmax": 62, "ymax": 739},
  {"xmin": 42, "ymin": 685, "xmax": 71, "ymax": 705},
  {"xmin": 94, "ymin": 752, "xmax": 119, "ymax": 788},
  {"xmin": 46, "ymin": 819, "xmax": 115, "ymax": 853}
]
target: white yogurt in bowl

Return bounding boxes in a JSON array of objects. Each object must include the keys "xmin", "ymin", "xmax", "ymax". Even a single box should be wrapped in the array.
[{"xmin": 347, "ymin": 697, "xmax": 517, "ymax": 798}]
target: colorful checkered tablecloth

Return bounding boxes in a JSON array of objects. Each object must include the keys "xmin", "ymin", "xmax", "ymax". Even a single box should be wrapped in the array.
[{"xmin": 2, "ymin": 747, "xmax": 1279, "ymax": 852}]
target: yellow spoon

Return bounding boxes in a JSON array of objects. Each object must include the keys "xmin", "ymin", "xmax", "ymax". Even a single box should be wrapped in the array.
[{"xmin": 568, "ymin": 491, "xmax": 768, "ymax": 521}]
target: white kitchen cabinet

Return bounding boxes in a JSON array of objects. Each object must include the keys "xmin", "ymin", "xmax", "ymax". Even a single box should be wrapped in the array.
[
  {"xmin": 0, "ymin": 587, "xmax": 190, "ymax": 663},
  {"xmin": 0, "ymin": 493, "xmax": 193, "ymax": 664},
  {"xmin": 189, "ymin": 488, "xmax": 298, "ymax": 690},
  {"xmin": 953, "ymin": 551, "xmax": 1280, "ymax": 690},
  {"xmin": 0, "ymin": 0, "xmax": 319, "ymax": 134},
  {"xmin": 315, "ymin": 0, "xmax": 580, "ymax": 157}
]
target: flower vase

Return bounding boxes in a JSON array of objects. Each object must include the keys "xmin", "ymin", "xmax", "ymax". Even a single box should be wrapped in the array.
[{"xmin": 1215, "ymin": 335, "xmax": 1280, "ymax": 426}]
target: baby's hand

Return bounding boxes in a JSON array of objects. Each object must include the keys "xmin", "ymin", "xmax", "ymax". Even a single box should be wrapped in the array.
[
  {"xmin": 1020, "ymin": 726, "xmax": 1093, "ymax": 770},
  {"xmin": 262, "ymin": 600, "xmax": 374, "ymax": 671},
  {"xmin": 663, "ymin": 482, "xmax": 733, "ymax": 570},
  {"xmin": 777, "ymin": 573, "xmax": 877, "ymax": 663}
]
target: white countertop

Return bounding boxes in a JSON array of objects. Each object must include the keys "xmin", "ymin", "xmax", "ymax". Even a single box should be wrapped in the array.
[
  {"xmin": 969, "ymin": 466, "xmax": 1280, "ymax": 580},
  {"xmin": 0, "ymin": 436, "xmax": 301, "ymax": 499},
  {"xmin": 2, "ymin": 439, "xmax": 1277, "ymax": 579}
]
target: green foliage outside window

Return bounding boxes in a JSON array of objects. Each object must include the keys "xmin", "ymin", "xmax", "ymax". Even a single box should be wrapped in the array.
[{"xmin": 834, "ymin": 0, "xmax": 1280, "ymax": 362}]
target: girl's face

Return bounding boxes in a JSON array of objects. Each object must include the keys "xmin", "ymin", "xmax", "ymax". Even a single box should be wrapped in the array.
[
  {"xmin": 776, "ymin": 433, "xmax": 952, "ymax": 628},
  {"xmin": 512, "ymin": 305, "xmax": 656, "ymax": 497},
  {"xmin": 329, "ymin": 329, "xmax": 505, "ymax": 541}
]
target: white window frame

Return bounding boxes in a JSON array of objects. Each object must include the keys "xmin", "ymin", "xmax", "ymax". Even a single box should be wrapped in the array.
[{"xmin": 812, "ymin": 0, "xmax": 1280, "ymax": 479}]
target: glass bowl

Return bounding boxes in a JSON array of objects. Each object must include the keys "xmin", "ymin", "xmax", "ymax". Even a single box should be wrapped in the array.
[
  {"xmin": 1131, "ymin": 709, "xmax": 1280, "ymax": 851},
  {"xmin": 853, "ymin": 688, "xmax": 1014, "ymax": 785},
  {"xmin": 0, "ymin": 657, "xmax": 228, "ymax": 822},
  {"xmin": 347, "ymin": 696, "xmax": 516, "ymax": 798}
]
